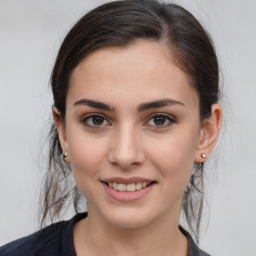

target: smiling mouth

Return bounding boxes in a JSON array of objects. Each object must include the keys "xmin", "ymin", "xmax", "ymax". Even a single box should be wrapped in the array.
[{"xmin": 102, "ymin": 181, "xmax": 157, "ymax": 192}]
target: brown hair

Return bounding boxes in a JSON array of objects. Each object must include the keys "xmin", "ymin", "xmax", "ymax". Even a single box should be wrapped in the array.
[{"xmin": 39, "ymin": 0, "xmax": 219, "ymax": 243}]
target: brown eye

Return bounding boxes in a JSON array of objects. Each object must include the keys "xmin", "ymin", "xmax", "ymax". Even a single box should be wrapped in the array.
[
  {"xmin": 153, "ymin": 116, "xmax": 166, "ymax": 126},
  {"xmin": 92, "ymin": 116, "xmax": 104, "ymax": 125},
  {"xmin": 146, "ymin": 114, "xmax": 176, "ymax": 128},
  {"xmin": 81, "ymin": 114, "xmax": 110, "ymax": 128}
]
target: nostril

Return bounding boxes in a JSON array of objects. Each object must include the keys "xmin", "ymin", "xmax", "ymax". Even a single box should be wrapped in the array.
[{"xmin": 107, "ymin": 135, "xmax": 146, "ymax": 168}]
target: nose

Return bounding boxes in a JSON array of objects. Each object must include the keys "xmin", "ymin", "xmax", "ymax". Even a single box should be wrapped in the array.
[{"xmin": 107, "ymin": 124, "xmax": 145, "ymax": 170}]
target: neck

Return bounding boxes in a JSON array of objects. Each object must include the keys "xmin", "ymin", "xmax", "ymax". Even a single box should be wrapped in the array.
[{"xmin": 73, "ymin": 205, "xmax": 188, "ymax": 256}]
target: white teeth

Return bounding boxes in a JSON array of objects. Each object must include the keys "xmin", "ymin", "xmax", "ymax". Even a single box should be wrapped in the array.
[
  {"xmin": 107, "ymin": 181, "xmax": 153, "ymax": 192},
  {"xmin": 135, "ymin": 182, "xmax": 142, "ymax": 190},
  {"xmin": 127, "ymin": 183, "xmax": 136, "ymax": 192},
  {"xmin": 118, "ymin": 184, "xmax": 126, "ymax": 191},
  {"xmin": 113, "ymin": 182, "xmax": 118, "ymax": 190}
]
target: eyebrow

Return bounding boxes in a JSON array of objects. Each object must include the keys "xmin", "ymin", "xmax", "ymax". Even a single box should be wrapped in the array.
[
  {"xmin": 73, "ymin": 99, "xmax": 114, "ymax": 111},
  {"xmin": 137, "ymin": 99, "xmax": 185, "ymax": 112},
  {"xmin": 73, "ymin": 98, "xmax": 185, "ymax": 112}
]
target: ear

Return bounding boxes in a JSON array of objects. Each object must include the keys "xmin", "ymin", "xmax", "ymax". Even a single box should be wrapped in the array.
[
  {"xmin": 52, "ymin": 106, "xmax": 71, "ymax": 163},
  {"xmin": 194, "ymin": 103, "xmax": 222, "ymax": 162}
]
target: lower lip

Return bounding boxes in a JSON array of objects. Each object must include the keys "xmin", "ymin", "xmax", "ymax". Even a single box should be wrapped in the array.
[{"xmin": 102, "ymin": 182, "xmax": 155, "ymax": 203}]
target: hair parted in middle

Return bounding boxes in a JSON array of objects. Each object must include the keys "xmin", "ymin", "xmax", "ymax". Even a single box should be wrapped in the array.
[{"xmin": 40, "ymin": 0, "xmax": 219, "ymax": 243}]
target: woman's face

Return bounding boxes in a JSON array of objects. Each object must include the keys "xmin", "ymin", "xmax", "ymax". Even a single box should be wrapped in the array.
[{"xmin": 59, "ymin": 41, "xmax": 205, "ymax": 228}]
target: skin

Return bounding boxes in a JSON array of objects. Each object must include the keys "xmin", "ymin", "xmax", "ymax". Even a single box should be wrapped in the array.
[{"xmin": 54, "ymin": 40, "xmax": 222, "ymax": 256}]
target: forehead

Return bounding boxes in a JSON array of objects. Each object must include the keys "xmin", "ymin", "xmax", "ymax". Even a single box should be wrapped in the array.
[{"xmin": 68, "ymin": 40, "xmax": 198, "ymax": 109}]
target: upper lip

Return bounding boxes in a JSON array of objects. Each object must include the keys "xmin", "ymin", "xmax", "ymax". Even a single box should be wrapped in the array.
[{"xmin": 101, "ymin": 177, "xmax": 156, "ymax": 184}]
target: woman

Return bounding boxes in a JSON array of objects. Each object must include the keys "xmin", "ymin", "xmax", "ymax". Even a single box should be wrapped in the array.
[{"xmin": 0, "ymin": 0, "xmax": 222, "ymax": 255}]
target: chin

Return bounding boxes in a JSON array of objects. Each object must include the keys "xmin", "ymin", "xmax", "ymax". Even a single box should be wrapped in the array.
[
  {"xmin": 102, "ymin": 207, "xmax": 155, "ymax": 229},
  {"xmin": 109, "ymin": 217, "xmax": 150, "ymax": 229}
]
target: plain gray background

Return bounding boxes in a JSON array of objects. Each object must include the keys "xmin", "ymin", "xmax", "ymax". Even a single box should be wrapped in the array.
[{"xmin": 0, "ymin": 0, "xmax": 256, "ymax": 255}]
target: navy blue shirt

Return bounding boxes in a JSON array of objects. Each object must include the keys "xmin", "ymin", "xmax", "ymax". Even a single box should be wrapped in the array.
[{"xmin": 0, "ymin": 213, "xmax": 210, "ymax": 256}]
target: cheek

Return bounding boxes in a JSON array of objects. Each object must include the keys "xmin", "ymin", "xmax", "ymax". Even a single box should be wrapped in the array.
[
  {"xmin": 67, "ymin": 127, "xmax": 109, "ymax": 185},
  {"xmin": 147, "ymin": 130, "xmax": 199, "ymax": 187},
  {"xmin": 67, "ymin": 134, "xmax": 109, "ymax": 204}
]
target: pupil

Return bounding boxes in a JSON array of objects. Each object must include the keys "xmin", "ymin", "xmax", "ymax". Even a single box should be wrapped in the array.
[
  {"xmin": 93, "ymin": 116, "xmax": 104, "ymax": 125},
  {"xmin": 154, "ymin": 116, "xmax": 165, "ymax": 125}
]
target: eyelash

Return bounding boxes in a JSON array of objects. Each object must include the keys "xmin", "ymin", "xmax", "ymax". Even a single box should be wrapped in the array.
[
  {"xmin": 145, "ymin": 113, "xmax": 176, "ymax": 128},
  {"xmin": 80, "ymin": 113, "xmax": 176, "ymax": 129},
  {"xmin": 80, "ymin": 113, "xmax": 110, "ymax": 129}
]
